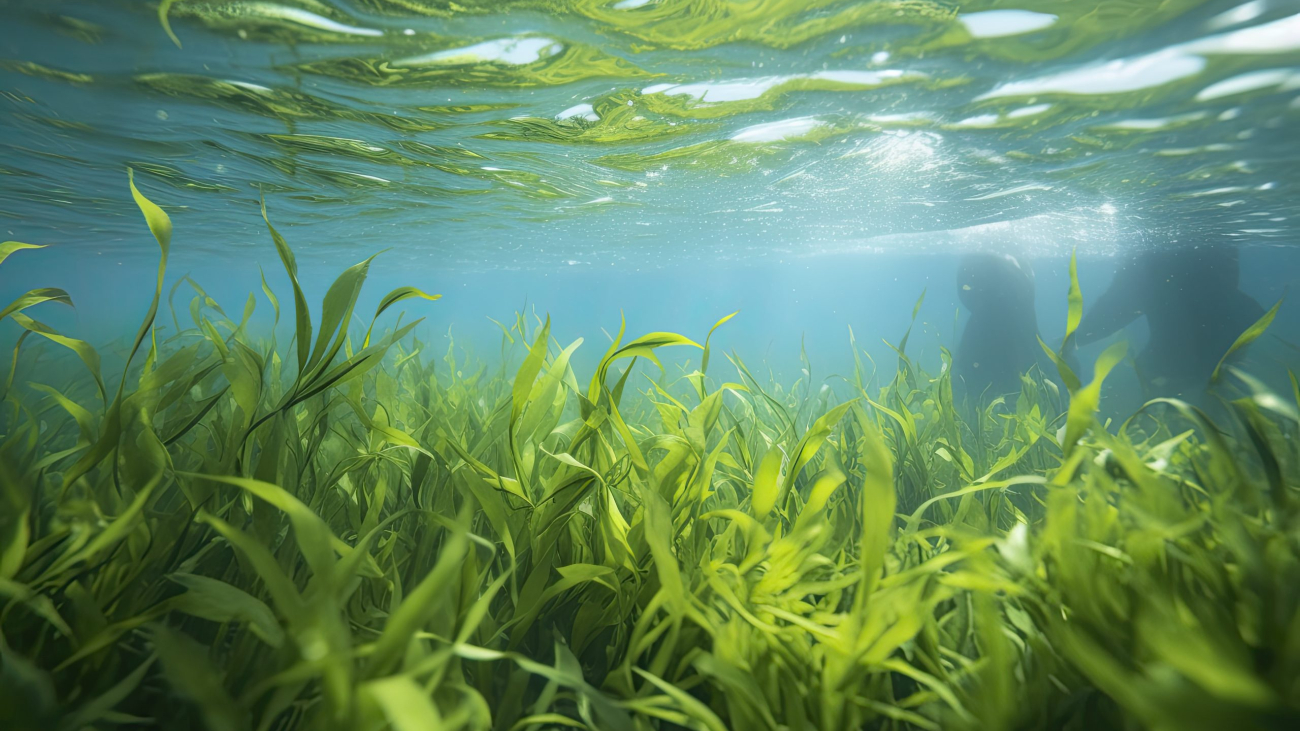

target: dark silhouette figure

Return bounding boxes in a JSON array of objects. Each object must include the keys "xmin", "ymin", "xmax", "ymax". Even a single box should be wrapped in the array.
[
  {"xmin": 1073, "ymin": 245, "xmax": 1264, "ymax": 401},
  {"xmin": 954, "ymin": 253, "xmax": 1044, "ymax": 402}
]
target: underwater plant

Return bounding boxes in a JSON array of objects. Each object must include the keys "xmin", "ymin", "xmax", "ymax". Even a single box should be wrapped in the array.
[{"xmin": 1, "ymin": 176, "xmax": 1299, "ymax": 731}]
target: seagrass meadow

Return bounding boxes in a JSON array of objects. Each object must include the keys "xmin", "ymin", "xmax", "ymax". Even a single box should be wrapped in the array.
[{"xmin": 2, "ymin": 175, "xmax": 1299, "ymax": 731}]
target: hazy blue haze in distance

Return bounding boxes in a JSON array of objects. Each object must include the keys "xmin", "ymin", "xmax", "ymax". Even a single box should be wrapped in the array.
[{"xmin": 2, "ymin": 0, "xmax": 1299, "ymax": 408}]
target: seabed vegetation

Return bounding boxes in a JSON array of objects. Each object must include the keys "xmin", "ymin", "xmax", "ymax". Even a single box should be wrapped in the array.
[{"xmin": 2, "ymin": 176, "xmax": 1299, "ymax": 731}]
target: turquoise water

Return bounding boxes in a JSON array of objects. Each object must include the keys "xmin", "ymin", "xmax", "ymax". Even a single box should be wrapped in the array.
[{"xmin": 2, "ymin": 0, "xmax": 1300, "ymax": 401}]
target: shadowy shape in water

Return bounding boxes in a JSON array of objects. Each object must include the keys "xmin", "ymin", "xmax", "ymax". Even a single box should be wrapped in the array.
[
  {"xmin": 953, "ymin": 252, "xmax": 1043, "ymax": 401},
  {"xmin": 1074, "ymin": 244, "xmax": 1265, "ymax": 401}
]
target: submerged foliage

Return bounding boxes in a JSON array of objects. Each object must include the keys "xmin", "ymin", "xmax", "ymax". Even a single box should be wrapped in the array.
[{"xmin": 2, "ymin": 177, "xmax": 1300, "ymax": 731}]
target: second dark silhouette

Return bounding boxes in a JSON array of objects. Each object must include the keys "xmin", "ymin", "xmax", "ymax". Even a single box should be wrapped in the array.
[{"xmin": 1073, "ymin": 244, "xmax": 1265, "ymax": 402}]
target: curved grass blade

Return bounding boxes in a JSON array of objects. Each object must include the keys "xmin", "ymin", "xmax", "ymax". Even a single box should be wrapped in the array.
[
  {"xmin": 1212, "ymin": 295, "xmax": 1283, "ymax": 382},
  {"xmin": 0, "ymin": 288, "xmax": 72, "ymax": 323},
  {"xmin": 261, "ymin": 196, "xmax": 312, "ymax": 375}
]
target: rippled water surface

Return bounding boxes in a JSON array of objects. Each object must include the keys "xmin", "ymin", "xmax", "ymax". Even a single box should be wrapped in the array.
[{"xmin": 2, "ymin": 0, "xmax": 1298, "ymax": 269}]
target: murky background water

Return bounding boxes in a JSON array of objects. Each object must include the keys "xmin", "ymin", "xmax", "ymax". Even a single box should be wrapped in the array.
[{"xmin": 2, "ymin": 0, "xmax": 1299, "ymax": 405}]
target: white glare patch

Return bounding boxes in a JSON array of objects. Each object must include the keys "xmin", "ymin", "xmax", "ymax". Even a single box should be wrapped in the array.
[
  {"xmin": 948, "ymin": 104, "xmax": 1048, "ymax": 128},
  {"xmin": 261, "ymin": 7, "xmax": 384, "ymax": 37},
  {"xmin": 812, "ymin": 69, "xmax": 915, "ymax": 85},
  {"xmin": 1099, "ymin": 203, "xmax": 1117, "ymax": 215},
  {"xmin": 556, "ymin": 103, "xmax": 599, "ymax": 121},
  {"xmin": 1182, "ymin": 11, "xmax": 1300, "ymax": 54},
  {"xmin": 1008, "ymin": 103, "xmax": 1052, "ymax": 118},
  {"xmin": 344, "ymin": 172, "xmax": 390, "ymax": 184},
  {"xmin": 1098, "ymin": 111, "xmax": 1208, "ymax": 130},
  {"xmin": 613, "ymin": 0, "xmax": 652, "ymax": 8},
  {"xmin": 641, "ymin": 69, "xmax": 922, "ymax": 103},
  {"xmin": 1189, "ymin": 186, "xmax": 1250, "ymax": 196},
  {"xmin": 951, "ymin": 113, "xmax": 1000, "ymax": 128},
  {"xmin": 978, "ymin": 48, "xmax": 1205, "ymax": 98},
  {"xmin": 394, "ymin": 37, "xmax": 562, "ymax": 67},
  {"xmin": 977, "ymin": 12, "xmax": 1300, "ymax": 100},
  {"xmin": 1195, "ymin": 68, "xmax": 1299, "ymax": 100},
  {"xmin": 230, "ymin": 80, "xmax": 274, "ymax": 93},
  {"xmin": 1155, "ymin": 142, "xmax": 1236, "ymax": 156},
  {"xmin": 959, "ymin": 10, "xmax": 1058, "ymax": 39},
  {"xmin": 871, "ymin": 51, "xmax": 891, "ymax": 64},
  {"xmin": 730, "ymin": 116, "xmax": 826, "ymax": 142},
  {"xmin": 1208, "ymin": 1, "xmax": 1267, "ymax": 30},
  {"xmin": 868, "ymin": 111, "xmax": 937, "ymax": 125},
  {"xmin": 642, "ymin": 76, "xmax": 786, "ymax": 102}
]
